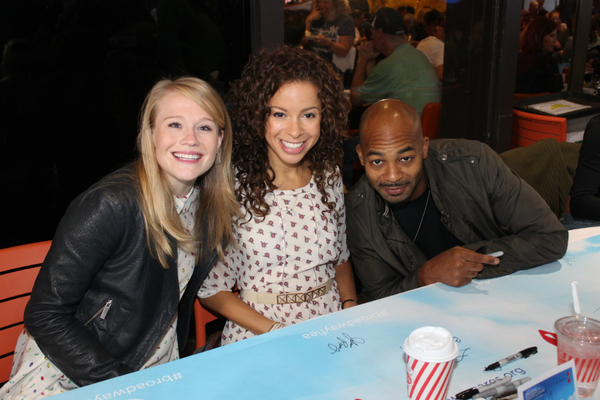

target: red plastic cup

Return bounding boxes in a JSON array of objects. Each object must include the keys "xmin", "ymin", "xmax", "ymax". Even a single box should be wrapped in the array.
[{"xmin": 403, "ymin": 327, "xmax": 459, "ymax": 400}]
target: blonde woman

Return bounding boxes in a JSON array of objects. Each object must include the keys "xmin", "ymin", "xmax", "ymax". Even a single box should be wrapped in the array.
[{"xmin": 1, "ymin": 77, "xmax": 238, "ymax": 399}]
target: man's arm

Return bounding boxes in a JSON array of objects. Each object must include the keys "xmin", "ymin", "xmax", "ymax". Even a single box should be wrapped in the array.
[
  {"xmin": 347, "ymin": 239, "xmax": 421, "ymax": 301},
  {"xmin": 350, "ymin": 41, "xmax": 378, "ymax": 107},
  {"xmin": 464, "ymin": 144, "xmax": 568, "ymax": 278}
]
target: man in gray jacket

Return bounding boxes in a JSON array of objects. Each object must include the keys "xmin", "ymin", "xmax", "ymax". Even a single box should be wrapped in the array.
[{"xmin": 346, "ymin": 99, "xmax": 568, "ymax": 301}]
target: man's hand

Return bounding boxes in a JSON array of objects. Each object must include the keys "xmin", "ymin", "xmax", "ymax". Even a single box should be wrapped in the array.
[
  {"xmin": 357, "ymin": 41, "xmax": 380, "ymax": 62},
  {"xmin": 417, "ymin": 246, "xmax": 500, "ymax": 287}
]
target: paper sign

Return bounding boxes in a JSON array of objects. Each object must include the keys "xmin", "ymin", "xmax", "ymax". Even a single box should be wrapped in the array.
[{"xmin": 518, "ymin": 360, "xmax": 578, "ymax": 400}]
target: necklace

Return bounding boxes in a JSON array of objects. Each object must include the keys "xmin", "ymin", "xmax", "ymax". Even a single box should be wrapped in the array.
[
  {"xmin": 274, "ymin": 191, "xmax": 300, "ymax": 216},
  {"xmin": 413, "ymin": 189, "xmax": 431, "ymax": 243}
]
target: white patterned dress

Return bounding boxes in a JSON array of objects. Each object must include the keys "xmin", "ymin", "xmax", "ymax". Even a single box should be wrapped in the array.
[
  {"xmin": 198, "ymin": 174, "xmax": 349, "ymax": 345},
  {"xmin": 1, "ymin": 187, "xmax": 199, "ymax": 400}
]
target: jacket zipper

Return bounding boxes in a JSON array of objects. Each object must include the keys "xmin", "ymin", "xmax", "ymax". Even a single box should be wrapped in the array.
[{"xmin": 84, "ymin": 299, "xmax": 112, "ymax": 326}]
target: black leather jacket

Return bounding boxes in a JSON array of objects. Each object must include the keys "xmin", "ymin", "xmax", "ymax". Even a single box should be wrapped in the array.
[{"xmin": 24, "ymin": 168, "xmax": 217, "ymax": 387}]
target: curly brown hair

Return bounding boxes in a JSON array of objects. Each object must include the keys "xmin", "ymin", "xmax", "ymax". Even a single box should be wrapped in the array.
[{"xmin": 228, "ymin": 46, "xmax": 350, "ymax": 221}]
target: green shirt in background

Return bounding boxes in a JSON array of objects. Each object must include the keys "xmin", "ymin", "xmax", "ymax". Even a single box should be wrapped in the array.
[{"xmin": 357, "ymin": 43, "xmax": 441, "ymax": 115}]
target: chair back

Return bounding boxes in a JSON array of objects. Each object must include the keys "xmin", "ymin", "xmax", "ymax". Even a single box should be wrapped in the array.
[
  {"xmin": 0, "ymin": 240, "xmax": 51, "ymax": 384},
  {"xmin": 421, "ymin": 102, "xmax": 441, "ymax": 140},
  {"xmin": 511, "ymin": 109, "xmax": 567, "ymax": 148},
  {"xmin": 514, "ymin": 92, "xmax": 550, "ymax": 101},
  {"xmin": 193, "ymin": 298, "xmax": 219, "ymax": 349},
  {"xmin": 500, "ymin": 139, "xmax": 581, "ymax": 217}
]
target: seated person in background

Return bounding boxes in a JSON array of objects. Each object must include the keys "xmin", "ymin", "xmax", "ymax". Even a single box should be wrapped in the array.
[
  {"xmin": 516, "ymin": 17, "xmax": 563, "ymax": 93},
  {"xmin": 351, "ymin": 7, "xmax": 440, "ymax": 115},
  {"xmin": 548, "ymin": 10, "xmax": 569, "ymax": 48},
  {"xmin": 537, "ymin": 0, "xmax": 550, "ymax": 17},
  {"xmin": 414, "ymin": 6, "xmax": 432, "ymax": 41},
  {"xmin": 284, "ymin": 9, "xmax": 306, "ymax": 47},
  {"xmin": 403, "ymin": 13, "xmax": 417, "ymax": 42},
  {"xmin": 350, "ymin": 0, "xmax": 370, "ymax": 41},
  {"xmin": 345, "ymin": 99, "xmax": 568, "ymax": 301},
  {"xmin": 519, "ymin": 12, "xmax": 537, "ymax": 46},
  {"xmin": 305, "ymin": 0, "xmax": 355, "ymax": 69},
  {"xmin": 199, "ymin": 47, "xmax": 358, "ymax": 345},
  {"xmin": 0, "ymin": 77, "xmax": 238, "ymax": 397},
  {"xmin": 417, "ymin": 10, "xmax": 445, "ymax": 80},
  {"xmin": 568, "ymin": 114, "xmax": 600, "ymax": 223},
  {"xmin": 529, "ymin": 1, "xmax": 540, "ymax": 15}
]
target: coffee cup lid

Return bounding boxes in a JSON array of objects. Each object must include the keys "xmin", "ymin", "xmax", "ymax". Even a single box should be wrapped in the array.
[{"xmin": 403, "ymin": 326, "xmax": 459, "ymax": 363}]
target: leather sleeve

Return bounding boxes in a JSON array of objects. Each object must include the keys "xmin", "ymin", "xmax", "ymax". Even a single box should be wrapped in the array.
[{"xmin": 24, "ymin": 186, "xmax": 135, "ymax": 387}]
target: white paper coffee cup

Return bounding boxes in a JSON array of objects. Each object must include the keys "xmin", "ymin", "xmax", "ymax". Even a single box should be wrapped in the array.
[{"xmin": 403, "ymin": 326, "xmax": 459, "ymax": 400}]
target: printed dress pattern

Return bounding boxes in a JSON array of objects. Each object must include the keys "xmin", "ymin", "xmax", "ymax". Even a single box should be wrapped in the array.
[{"xmin": 199, "ymin": 174, "xmax": 349, "ymax": 345}]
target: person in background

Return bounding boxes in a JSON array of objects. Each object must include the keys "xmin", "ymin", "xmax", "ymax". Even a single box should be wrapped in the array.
[
  {"xmin": 350, "ymin": 0, "xmax": 370, "ymax": 42},
  {"xmin": 417, "ymin": 10, "xmax": 445, "ymax": 80},
  {"xmin": 351, "ymin": 7, "xmax": 440, "ymax": 115},
  {"xmin": 520, "ymin": 11, "xmax": 537, "ymax": 44},
  {"xmin": 516, "ymin": 17, "xmax": 563, "ymax": 93},
  {"xmin": 566, "ymin": 115, "xmax": 600, "ymax": 226},
  {"xmin": 284, "ymin": 9, "xmax": 306, "ymax": 47},
  {"xmin": 345, "ymin": 99, "xmax": 568, "ymax": 301},
  {"xmin": 537, "ymin": 0, "xmax": 550, "ymax": 17},
  {"xmin": 304, "ymin": 0, "xmax": 355, "ymax": 72},
  {"xmin": 199, "ymin": 47, "xmax": 357, "ymax": 345},
  {"xmin": 403, "ymin": 13, "xmax": 417, "ymax": 42},
  {"xmin": 549, "ymin": 10, "xmax": 569, "ymax": 48},
  {"xmin": 414, "ymin": 6, "xmax": 432, "ymax": 41},
  {"xmin": 529, "ymin": 1, "xmax": 540, "ymax": 15},
  {"xmin": 0, "ymin": 77, "xmax": 238, "ymax": 398}
]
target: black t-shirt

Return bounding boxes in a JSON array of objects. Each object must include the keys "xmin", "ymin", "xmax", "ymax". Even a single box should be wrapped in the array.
[{"xmin": 390, "ymin": 188, "xmax": 463, "ymax": 260}]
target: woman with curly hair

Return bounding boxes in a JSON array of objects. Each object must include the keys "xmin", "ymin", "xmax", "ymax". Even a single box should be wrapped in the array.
[{"xmin": 199, "ymin": 46, "xmax": 358, "ymax": 345}]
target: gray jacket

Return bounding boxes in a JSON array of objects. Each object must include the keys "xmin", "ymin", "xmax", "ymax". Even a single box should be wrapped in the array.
[{"xmin": 346, "ymin": 139, "xmax": 568, "ymax": 301}]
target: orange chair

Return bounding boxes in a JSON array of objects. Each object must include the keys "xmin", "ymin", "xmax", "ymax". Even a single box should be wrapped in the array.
[
  {"xmin": 514, "ymin": 92, "xmax": 550, "ymax": 101},
  {"xmin": 511, "ymin": 109, "xmax": 567, "ymax": 149},
  {"xmin": 421, "ymin": 102, "xmax": 441, "ymax": 140},
  {"xmin": 0, "ymin": 241, "xmax": 52, "ymax": 384},
  {"xmin": 193, "ymin": 297, "xmax": 220, "ymax": 349}
]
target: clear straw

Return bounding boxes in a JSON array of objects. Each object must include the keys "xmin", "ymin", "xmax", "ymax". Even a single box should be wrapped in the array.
[{"xmin": 572, "ymin": 281, "xmax": 581, "ymax": 315}]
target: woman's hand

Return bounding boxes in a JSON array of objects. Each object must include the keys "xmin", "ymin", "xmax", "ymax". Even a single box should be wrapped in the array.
[
  {"xmin": 312, "ymin": 34, "xmax": 331, "ymax": 49},
  {"xmin": 306, "ymin": 9, "xmax": 322, "ymax": 30}
]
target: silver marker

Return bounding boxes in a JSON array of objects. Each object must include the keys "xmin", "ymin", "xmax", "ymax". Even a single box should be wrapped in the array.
[{"xmin": 474, "ymin": 377, "xmax": 531, "ymax": 399}]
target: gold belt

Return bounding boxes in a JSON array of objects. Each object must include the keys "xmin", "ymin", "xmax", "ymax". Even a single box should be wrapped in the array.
[{"xmin": 240, "ymin": 278, "xmax": 333, "ymax": 305}]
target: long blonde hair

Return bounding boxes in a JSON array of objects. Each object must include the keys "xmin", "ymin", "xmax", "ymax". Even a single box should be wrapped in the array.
[{"xmin": 135, "ymin": 77, "xmax": 238, "ymax": 268}]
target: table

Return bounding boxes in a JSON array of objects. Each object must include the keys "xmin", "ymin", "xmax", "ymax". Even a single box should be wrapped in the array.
[
  {"xmin": 514, "ymin": 92, "xmax": 600, "ymax": 142},
  {"xmin": 57, "ymin": 228, "xmax": 600, "ymax": 400}
]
